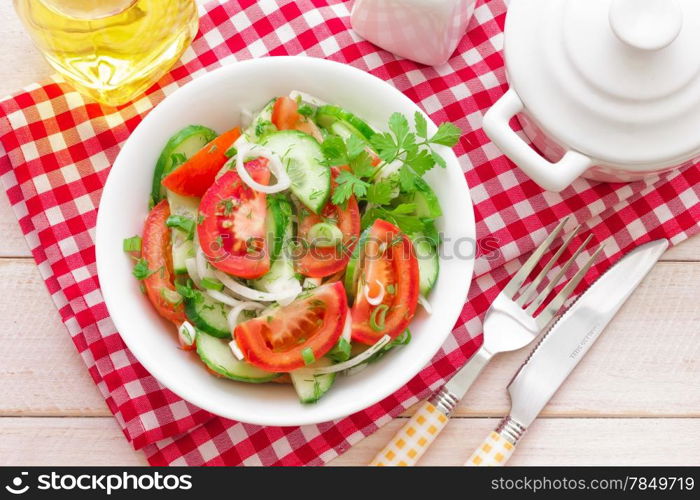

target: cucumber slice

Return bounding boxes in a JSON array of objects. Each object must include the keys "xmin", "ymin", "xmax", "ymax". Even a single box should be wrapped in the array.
[
  {"xmin": 196, "ymin": 331, "xmax": 279, "ymax": 383},
  {"xmin": 413, "ymin": 178, "xmax": 442, "ymax": 218},
  {"xmin": 413, "ymin": 236, "xmax": 439, "ymax": 295},
  {"xmin": 185, "ymin": 294, "xmax": 230, "ymax": 338},
  {"xmin": 244, "ymin": 98, "xmax": 277, "ymax": 142},
  {"xmin": 315, "ymin": 105, "xmax": 377, "ymax": 140},
  {"xmin": 344, "ymin": 226, "xmax": 372, "ymax": 304},
  {"xmin": 261, "ymin": 130, "xmax": 331, "ymax": 213},
  {"xmin": 151, "ymin": 125, "xmax": 217, "ymax": 205},
  {"xmin": 397, "ymin": 178, "xmax": 442, "ymax": 219},
  {"xmin": 266, "ymin": 196, "xmax": 293, "ymax": 262},
  {"xmin": 290, "ymin": 358, "xmax": 336, "ymax": 404},
  {"xmin": 167, "ymin": 190, "xmax": 198, "ymax": 274},
  {"xmin": 254, "ymin": 199, "xmax": 297, "ymax": 293}
]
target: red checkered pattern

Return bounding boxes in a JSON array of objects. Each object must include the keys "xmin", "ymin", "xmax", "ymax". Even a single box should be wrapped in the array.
[{"xmin": 1, "ymin": 0, "xmax": 699, "ymax": 466}]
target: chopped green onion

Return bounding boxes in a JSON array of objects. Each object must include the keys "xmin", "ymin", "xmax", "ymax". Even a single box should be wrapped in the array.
[
  {"xmin": 369, "ymin": 304, "xmax": 389, "ymax": 332},
  {"xmin": 132, "ymin": 258, "xmax": 155, "ymax": 280},
  {"xmin": 200, "ymin": 277, "xmax": 224, "ymax": 291},
  {"xmin": 225, "ymin": 146, "xmax": 237, "ymax": 158},
  {"xmin": 122, "ymin": 235, "xmax": 142, "ymax": 252},
  {"xmin": 393, "ymin": 329, "xmax": 412, "ymax": 346},
  {"xmin": 328, "ymin": 338, "xmax": 352, "ymax": 362},
  {"xmin": 307, "ymin": 222, "xmax": 343, "ymax": 247},
  {"xmin": 166, "ymin": 215, "xmax": 195, "ymax": 238},
  {"xmin": 386, "ymin": 284, "xmax": 396, "ymax": 295},
  {"xmin": 301, "ymin": 347, "xmax": 316, "ymax": 366}
]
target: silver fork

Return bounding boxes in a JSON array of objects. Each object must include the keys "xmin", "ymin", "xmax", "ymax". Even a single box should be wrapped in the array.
[{"xmin": 370, "ymin": 217, "xmax": 604, "ymax": 466}]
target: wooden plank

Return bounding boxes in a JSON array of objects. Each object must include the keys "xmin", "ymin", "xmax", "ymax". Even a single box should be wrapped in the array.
[
  {"xmin": 330, "ymin": 417, "xmax": 700, "ymax": 466},
  {"xmin": 1, "ymin": 416, "xmax": 697, "ymax": 466},
  {"xmin": 0, "ymin": 259, "xmax": 698, "ymax": 418},
  {"xmin": 0, "ymin": 259, "xmax": 109, "ymax": 416},
  {"xmin": 0, "ymin": 418, "xmax": 147, "ymax": 466}
]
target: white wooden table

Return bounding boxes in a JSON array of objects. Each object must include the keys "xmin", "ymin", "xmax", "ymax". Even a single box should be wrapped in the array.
[{"xmin": 1, "ymin": 2, "xmax": 699, "ymax": 466}]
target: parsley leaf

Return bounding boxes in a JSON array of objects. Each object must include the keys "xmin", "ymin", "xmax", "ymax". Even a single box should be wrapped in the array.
[
  {"xmin": 369, "ymin": 132, "xmax": 398, "ymax": 162},
  {"xmin": 297, "ymin": 104, "xmax": 314, "ymax": 117},
  {"xmin": 349, "ymin": 150, "xmax": 374, "ymax": 179},
  {"xmin": 332, "ymin": 170, "xmax": 369, "ymax": 205},
  {"xmin": 132, "ymin": 258, "xmax": 156, "ymax": 280},
  {"xmin": 405, "ymin": 149, "xmax": 435, "ymax": 176},
  {"xmin": 366, "ymin": 180, "xmax": 394, "ymax": 205},
  {"xmin": 389, "ymin": 112, "xmax": 410, "ymax": 147},
  {"xmin": 398, "ymin": 165, "xmax": 418, "ymax": 192},
  {"xmin": 431, "ymin": 149, "xmax": 447, "ymax": 169},
  {"xmin": 321, "ymin": 136, "xmax": 347, "ymax": 166},
  {"xmin": 414, "ymin": 111, "xmax": 428, "ymax": 139},
  {"xmin": 429, "ymin": 122, "xmax": 462, "ymax": 147},
  {"xmin": 346, "ymin": 134, "xmax": 366, "ymax": 160}
]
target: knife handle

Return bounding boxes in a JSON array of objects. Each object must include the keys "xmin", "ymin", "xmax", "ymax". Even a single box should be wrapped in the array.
[
  {"xmin": 369, "ymin": 398, "xmax": 451, "ymax": 466},
  {"xmin": 465, "ymin": 417, "xmax": 526, "ymax": 466}
]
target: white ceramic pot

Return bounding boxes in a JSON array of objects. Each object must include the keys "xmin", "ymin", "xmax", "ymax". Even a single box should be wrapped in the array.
[
  {"xmin": 483, "ymin": 0, "xmax": 700, "ymax": 192},
  {"xmin": 351, "ymin": 0, "xmax": 477, "ymax": 66}
]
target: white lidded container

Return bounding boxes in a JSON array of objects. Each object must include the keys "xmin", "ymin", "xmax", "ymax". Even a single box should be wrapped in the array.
[
  {"xmin": 350, "ymin": 0, "xmax": 477, "ymax": 66},
  {"xmin": 483, "ymin": 0, "xmax": 700, "ymax": 192}
]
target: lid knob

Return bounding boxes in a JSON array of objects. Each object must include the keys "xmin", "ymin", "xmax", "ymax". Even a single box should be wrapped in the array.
[{"xmin": 609, "ymin": 0, "xmax": 683, "ymax": 51}]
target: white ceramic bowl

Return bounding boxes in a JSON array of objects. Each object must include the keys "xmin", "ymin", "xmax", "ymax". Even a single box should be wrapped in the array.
[{"xmin": 96, "ymin": 57, "xmax": 475, "ymax": 426}]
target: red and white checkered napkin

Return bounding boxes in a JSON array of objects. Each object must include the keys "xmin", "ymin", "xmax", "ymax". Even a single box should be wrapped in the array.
[{"xmin": 1, "ymin": 0, "xmax": 699, "ymax": 465}]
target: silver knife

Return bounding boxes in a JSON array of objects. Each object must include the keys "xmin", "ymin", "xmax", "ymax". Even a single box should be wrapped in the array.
[{"xmin": 465, "ymin": 239, "xmax": 669, "ymax": 466}]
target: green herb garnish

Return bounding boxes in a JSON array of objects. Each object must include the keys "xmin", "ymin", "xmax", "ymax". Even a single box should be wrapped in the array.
[
  {"xmin": 166, "ymin": 215, "xmax": 195, "ymax": 238},
  {"xmin": 132, "ymin": 258, "xmax": 156, "ymax": 280}
]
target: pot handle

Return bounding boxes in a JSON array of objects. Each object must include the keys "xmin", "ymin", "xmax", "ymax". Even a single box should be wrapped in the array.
[{"xmin": 482, "ymin": 89, "xmax": 592, "ymax": 192}]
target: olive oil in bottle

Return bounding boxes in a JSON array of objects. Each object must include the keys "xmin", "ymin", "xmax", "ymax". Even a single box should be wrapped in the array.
[{"xmin": 14, "ymin": 0, "xmax": 199, "ymax": 106}]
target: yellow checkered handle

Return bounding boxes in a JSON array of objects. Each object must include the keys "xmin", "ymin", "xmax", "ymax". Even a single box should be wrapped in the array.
[
  {"xmin": 465, "ymin": 417, "xmax": 527, "ymax": 466},
  {"xmin": 369, "ymin": 400, "xmax": 450, "ymax": 466},
  {"xmin": 465, "ymin": 431, "xmax": 517, "ymax": 466}
]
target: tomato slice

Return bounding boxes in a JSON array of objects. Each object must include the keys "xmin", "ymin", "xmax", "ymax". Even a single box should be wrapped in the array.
[
  {"xmin": 351, "ymin": 219, "xmax": 419, "ymax": 345},
  {"xmin": 271, "ymin": 96, "xmax": 324, "ymax": 142},
  {"xmin": 234, "ymin": 282, "xmax": 348, "ymax": 372},
  {"xmin": 296, "ymin": 168, "xmax": 361, "ymax": 278},
  {"xmin": 197, "ymin": 158, "xmax": 271, "ymax": 279},
  {"xmin": 162, "ymin": 126, "xmax": 241, "ymax": 197},
  {"xmin": 141, "ymin": 200, "xmax": 186, "ymax": 325}
]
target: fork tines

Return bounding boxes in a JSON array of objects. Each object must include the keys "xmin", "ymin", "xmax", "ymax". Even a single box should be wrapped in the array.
[{"xmin": 504, "ymin": 217, "xmax": 604, "ymax": 328}]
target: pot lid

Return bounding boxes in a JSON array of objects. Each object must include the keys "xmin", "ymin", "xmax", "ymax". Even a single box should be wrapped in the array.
[{"xmin": 505, "ymin": 0, "xmax": 700, "ymax": 165}]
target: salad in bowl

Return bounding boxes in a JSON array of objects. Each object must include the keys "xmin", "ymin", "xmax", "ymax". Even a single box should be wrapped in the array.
[{"xmin": 123, "ymin": 90, "xmax": 461, "ymax": 404}]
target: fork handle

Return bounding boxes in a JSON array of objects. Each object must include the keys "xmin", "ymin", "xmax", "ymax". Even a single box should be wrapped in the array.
[{"xmin": 369, "ymin": 399, "xmax": 451, "ymax": 466}]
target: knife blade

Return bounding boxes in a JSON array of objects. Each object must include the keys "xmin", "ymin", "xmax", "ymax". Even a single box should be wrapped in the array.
[
  {"xmin": 508, "ymin": 238, "xmax": 668, "ymax": 430},
  {"xmin": 465, "ymin": 239, "xmax": 668, "ymax": 466}
]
